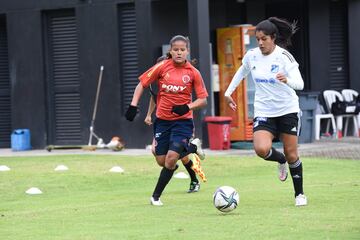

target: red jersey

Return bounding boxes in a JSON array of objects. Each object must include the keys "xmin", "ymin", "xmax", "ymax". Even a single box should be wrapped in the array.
[{"xmin": 139, "ymin": 59, "xmax": 208, "ymax": 120}]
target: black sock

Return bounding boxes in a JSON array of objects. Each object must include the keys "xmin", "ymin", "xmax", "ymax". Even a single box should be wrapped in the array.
[
  {"xmin": 183, "ymin": 160, "xmax": 198, "ymax": 183},
  {"xmin": 178, "ymin": 143, "xmax": 197, "ymax": 159},
  {"xmin": 264, "ymin": 147, "xmax": 286, "ymax": 164},
  {"xmin": 152, "ymin": 165, "xmax": 178, "ymax": 200},
  {"xmin": 289, "ymin": 159, "xmax": 303, "ymax": 197}
]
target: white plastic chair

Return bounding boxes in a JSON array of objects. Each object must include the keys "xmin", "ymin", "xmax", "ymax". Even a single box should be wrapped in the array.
[
  {"xmin": 341, "ymin": 89, "xmax": 360, "ymax": 137},
  {"xmin": 323, "ymin": 90, "xmax": 358, "ymax": 138},
  {"xmin": 341, "ymin": 89, "xmax": 358, "ymax": 101},
  {"xmin": 314, "ymin": 102, "xmax": 337, "ymax": 140}
]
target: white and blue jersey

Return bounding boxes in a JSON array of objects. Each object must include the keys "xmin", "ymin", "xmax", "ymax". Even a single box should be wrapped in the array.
[{"xmin": 225, "ymin": 45, "xmax": 304, "ymax": 118}]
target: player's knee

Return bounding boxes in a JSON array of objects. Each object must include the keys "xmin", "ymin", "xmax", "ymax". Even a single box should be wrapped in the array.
[
  {"xmin": 164, "ymin": 152, "xmax": 179, "ymax": 170},
  {"xmin": 285, "ymin": 153, "xmax": 298, "ymax": 163},
  {"xmin": 254, "ymin": 146, "xmax": 270, "ymax": 159},
  {"xmin": 164, "ymin": 161, "xmax": 177, "ymax": 170}
]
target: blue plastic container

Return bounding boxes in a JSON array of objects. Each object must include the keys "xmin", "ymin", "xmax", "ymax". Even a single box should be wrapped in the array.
[{"xmin": 11, "ymin": 129, "xmax": 31, "ymax": 151}]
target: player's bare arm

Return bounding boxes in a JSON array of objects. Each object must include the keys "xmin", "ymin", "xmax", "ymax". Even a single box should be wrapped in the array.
[
  {"xmin": 188, "ymin": 98, "xmax": 207, "ymax": 110},
  {"xmin": 225, "ymin": 95, "xmax": 237, "ymax": 111},
  {"xmin": 130, "ymin": 82, "xmax": 145, "ymax": 106},
  {"xmin": 144, "ymin": 96, "xmax": 156, "ymax": 126}
]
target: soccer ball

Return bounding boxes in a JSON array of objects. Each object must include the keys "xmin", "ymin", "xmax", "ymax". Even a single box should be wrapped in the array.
[{"xmin": 213, "ymin": 186, "xmax": 240, "ymax": 212}]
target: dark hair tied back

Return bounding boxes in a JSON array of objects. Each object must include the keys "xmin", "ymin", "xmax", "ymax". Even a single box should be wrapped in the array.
[{"xmin": 256, "ymin": 17, "xmax": 298, "ymax": 49}]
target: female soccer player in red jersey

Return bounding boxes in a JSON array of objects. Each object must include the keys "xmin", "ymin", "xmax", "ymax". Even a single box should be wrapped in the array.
[
  {"xmin": 125, "ymin": 35, "xmax": 208, "ymax": 206},
  {"xmin": 144, "ymin": 85, "xmax": 207, "ymax": 193}
]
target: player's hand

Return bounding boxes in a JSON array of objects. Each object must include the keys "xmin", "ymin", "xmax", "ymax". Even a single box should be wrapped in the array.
[
  {"xmin": 172, "ymin": 104, "xmax": 190, "ymax": 116},
  {"xmin": 125, "ymin": 105, "xmax": 138, "ymax": 121},
  {"xmin": 276, "ymin": 73, "xmax": 287, "ymax": 83},
  {"xmin": 144, "ymin": 115, "xmax": 152, "ymax": 125},
  {"xmin": 225, "ymin": 96, "xmax": 237, "ymax": 111}
]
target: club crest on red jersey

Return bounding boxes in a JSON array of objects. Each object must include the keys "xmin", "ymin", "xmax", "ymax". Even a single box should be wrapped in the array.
[{"xmin": 182, "ymin": 75, "xmax": 191, "ymax": 84}]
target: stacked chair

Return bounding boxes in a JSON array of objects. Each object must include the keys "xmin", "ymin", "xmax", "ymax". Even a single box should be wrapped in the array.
[
  {"xmin": 322, "ymin": 90, "xmax": 359, "ymax": 138},
  {"xmin": 341, "ymin": 89, "xmax": 360, "ymax": 137}
]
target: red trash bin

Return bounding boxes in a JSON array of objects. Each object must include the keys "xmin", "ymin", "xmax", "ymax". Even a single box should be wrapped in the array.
[{"xmin": 204, "ymin": 116, "xmax": 232, "ymax": 150}]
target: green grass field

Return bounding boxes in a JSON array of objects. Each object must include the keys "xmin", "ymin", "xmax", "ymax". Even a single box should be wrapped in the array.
[{"xmin": 0, "ymin": 154, "xmax": 359, "ymax": 240}]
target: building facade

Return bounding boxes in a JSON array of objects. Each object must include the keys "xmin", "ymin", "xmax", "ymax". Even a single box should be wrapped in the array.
[{"xmin": 0, "ymin": 0, "xmax": 359, "ymax": 148}]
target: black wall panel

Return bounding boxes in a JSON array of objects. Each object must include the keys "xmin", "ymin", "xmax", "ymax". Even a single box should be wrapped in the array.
[
  {"xmin": 77, "ymin": 3, "xmax": 122, "ymax": 145},
  {"xmin": 308, "ymin": 0, "xmax": 330, "ymax": 91},
  {"xmin": 348, "ymin": 0, "xmax": 360, "ymax": 92},
  {"xmin": 265, "ymin": 0, "xmax": 309, "ymax": 89},
  {"xmin": 151, "ymin": 0, "xmax": 188, "ymax": 60},
  {"xmin": 44, "ymin": 10, "xmax": 82, "ymax": 145},
  {"xmin": 120, "ymin": 4, "xmax": 139, "ymax": 110},
  {"xmin": 119, "ymin": 2, "xmax": 153, "ymax": 147},
  {"xmin": 0, "ymin": 16, "xmax": 11, "ymax": 147},
  {"xmin": 329, "ymin": 0, "xmax": 349, "ymax": 90},
  {"xmin": 7, "ymin": 11, "xmax": 46, "ymax": 149}
]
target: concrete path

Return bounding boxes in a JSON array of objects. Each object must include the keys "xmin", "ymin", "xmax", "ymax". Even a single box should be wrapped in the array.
[{"xmin": 1, "ymin": 137, "xmax": 359, "ymax": 160}]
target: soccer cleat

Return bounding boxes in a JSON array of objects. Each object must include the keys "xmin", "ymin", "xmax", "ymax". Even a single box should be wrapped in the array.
[
  {"xmin": 187, "ymin": 181, "xmax": 200, "ymax": 193},
  {"xmin": 278, "ymin": 162, "xmax": 288, "ymax": 181},
  {"xmin": 190, "ymin": 154, "xmax": 207, "ymax": 182},
  {"xmin": 150, "ymin": 197, "xmax": 163, "ymax": 206},
  {"xmin": 191, "ymin": 138, "xmax": 205, "ymax": 160},
  {"xmin": 295, "ymin": 194, "xmax": 307, "ymax": 207}
]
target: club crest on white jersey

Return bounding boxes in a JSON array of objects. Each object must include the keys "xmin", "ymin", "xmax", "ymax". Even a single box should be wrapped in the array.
[{"xmin": 271, "ymin": 64, "xmax": 279, "ymax": 73}]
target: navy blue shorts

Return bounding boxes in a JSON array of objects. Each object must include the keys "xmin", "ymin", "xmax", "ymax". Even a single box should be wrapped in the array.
[{"xmin": 153, "ymin": 118, "xmax": 194, "ymax": 156}]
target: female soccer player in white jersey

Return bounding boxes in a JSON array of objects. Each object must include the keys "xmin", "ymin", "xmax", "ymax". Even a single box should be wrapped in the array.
[{"xmin": 224, "ymin": 17, "xmax": 307, "ymax": 206}]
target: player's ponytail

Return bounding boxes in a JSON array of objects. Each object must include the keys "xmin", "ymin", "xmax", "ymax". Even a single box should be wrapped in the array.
[
  {"xmin": 256, "ymin": 17, "xmax": 298, "ymax": 49},
  {"xmin": 156, "ymin": 53, "xmax": 171, "ymax": 63}
]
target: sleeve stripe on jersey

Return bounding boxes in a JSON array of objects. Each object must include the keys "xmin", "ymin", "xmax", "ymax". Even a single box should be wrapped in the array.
[
  {"xmin": 147, "ymin": 60, "xmax": 165, "ymax": 77},
  {"xmin": 282, "ymin": 51, "xmax": 295, "ymax": 63}
]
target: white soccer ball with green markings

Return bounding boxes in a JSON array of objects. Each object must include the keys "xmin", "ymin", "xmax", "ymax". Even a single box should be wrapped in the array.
[{"xmin": 213, "ymin": 186, "xmax": 240, "ymax": 212}]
